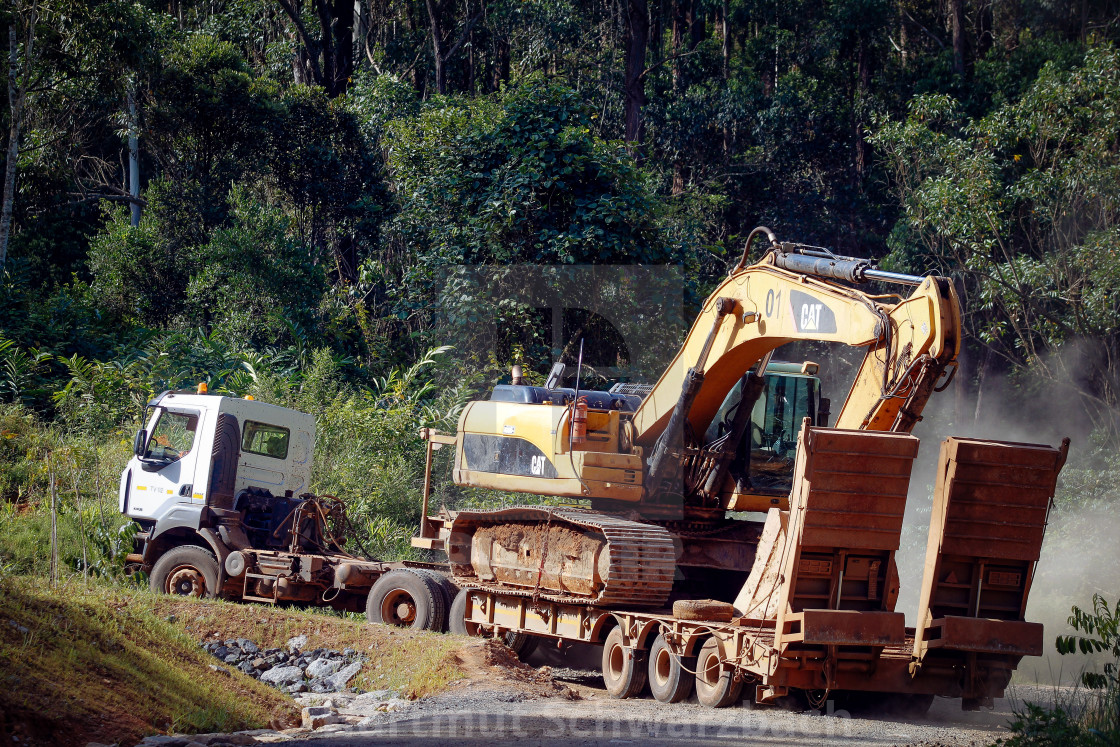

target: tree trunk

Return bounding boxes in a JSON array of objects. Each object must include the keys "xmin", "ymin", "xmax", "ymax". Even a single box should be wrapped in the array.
[
  {"xmin": 898, "ymin": 0, "xmax": 909, "ymax": 68},
  {"xmin": 671, "ymin": 0, "xmax": 686, "ymax": 91},
  {"xmin": 689, "ymin": 3, "xmax": 704, "ymax": 49},
  {"xmin": 425, "ymin": 0, "xmax": 446, "ymax": 94},
  {"xmin": 854, "ymin": 38, "xmax": 870, "ymax": 184},
  {"xmin": 976, "ymin": 0, "xmax": 993, "ymax": 59},
  {"xmin": 624, "ymin": 0, "xmax": 648, "ymax": 148},
  {"xmin": 1, "ymin": 24, "xmax": 27, "ymax": 272},
  {"xmin": 491, "ymin": 36, "xmax": 509, "ymax": 92},
  {"xmin": 328, "ymin": 0, "xmax": 355, "ymax": 95},
  {"xmin": 721, "ymin": 0, "xmax": 729, "ymax": 79},
  {"xmin": 128, "ymin": 80, "xmax": 141, "ymax": 227},
  {"xmin": 950, "ymin": 0, "xmax": 967, "ymax": 77}
]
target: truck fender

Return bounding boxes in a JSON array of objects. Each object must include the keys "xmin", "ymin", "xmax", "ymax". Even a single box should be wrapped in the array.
[
  {"xmin": 144, "ymin": 505, "xmax": 230, "ymax": 569},
  {"xmin": 144, "ymin": 504, "xmax": 206, "ymax": 564}
]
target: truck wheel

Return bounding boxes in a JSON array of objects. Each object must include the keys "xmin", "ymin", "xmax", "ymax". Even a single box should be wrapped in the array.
[
  {"xmin": 648, "ymin": 632, "xmax": 695, "ymax": 703},
  {"xmin": 150, "ymin": 546, "xmax": 220, "ymax": 599},
  {"xmin": 448, "ymin": 588, "xmax": 539, "ymax": 658},
  {"xmin": 366, "ymin": 569, "xmax": 448, "ymax": 631},
  {"xmin": 601, "ymin": 626, "xmax": 647, "ymax": 699},
  {"xmin": 694, "ymin": 637, "xmax": 742, "ymax": 708},
  {"xmin": 411, "ymin": 569, "xmax": 458, "ymax": 632}
]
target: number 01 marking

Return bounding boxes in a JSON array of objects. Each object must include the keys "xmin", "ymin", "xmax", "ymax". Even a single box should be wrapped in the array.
[{"xmin": 765, "ymin": 289, "xmax": 782, "ymax": 318}]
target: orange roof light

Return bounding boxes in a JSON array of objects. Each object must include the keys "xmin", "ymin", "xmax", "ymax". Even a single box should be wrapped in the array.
[{"xmin": 197, "ymin": 382, "xmax": 208, "ymax": 394}]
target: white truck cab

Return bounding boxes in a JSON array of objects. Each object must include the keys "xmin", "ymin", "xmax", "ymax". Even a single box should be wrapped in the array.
[
  {"xmin": 119, "ymin": 389, "xmax": 455, "ymax": 631},
  {"xmin": 121, "ymin": 390, "xmax": 315, "ymax": 523}
]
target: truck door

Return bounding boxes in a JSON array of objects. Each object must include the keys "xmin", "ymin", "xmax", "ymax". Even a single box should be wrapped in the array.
[{"xmin": 127, "ymin": 408, "xmax": 206, "ymax": 519}]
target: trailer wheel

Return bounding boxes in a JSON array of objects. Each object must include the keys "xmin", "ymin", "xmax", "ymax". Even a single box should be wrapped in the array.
[
  {"xmin": 448, "ymin": 588, "xmax": 539, "ymax": 658},
  {"xmin": 601, "ymin": 626, "xmax": 647, "ymax": 699},
  {"xmin": 150, "ymin": 546, "xmax": 220, "ymax": 599},
  {"xmin": 694, "ymin": 637, "xmax": 742, "ymax": 708},
  {"xmin": 648, "ymin": 633, "xmax": 695, "ymax": 703},
  {"xmin": 366, "ymin": 569, "xmax": 448, "ymax": 631}
]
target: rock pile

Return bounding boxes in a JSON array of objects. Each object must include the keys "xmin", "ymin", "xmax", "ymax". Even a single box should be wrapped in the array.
[{"xmin": 199, "ymin": 635, "xmax": 364, "ymax": 695}]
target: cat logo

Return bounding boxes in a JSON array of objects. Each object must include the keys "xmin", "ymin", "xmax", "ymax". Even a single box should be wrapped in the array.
[
  {"xmin": 530, "ymin": 455, "xmax": 547, "ymax": 476},
  {"xmin": 790, "ymin": 290, "xmax": 837, "ymax": 334},
  {"xmin": 801, "ymin": 303, "xmax": 824, "ymax": 331}
]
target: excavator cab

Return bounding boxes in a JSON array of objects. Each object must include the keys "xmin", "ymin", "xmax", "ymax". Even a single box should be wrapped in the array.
[{"xmin": 705, "ymin": 361, "xmax": 824, "ymax": 496}]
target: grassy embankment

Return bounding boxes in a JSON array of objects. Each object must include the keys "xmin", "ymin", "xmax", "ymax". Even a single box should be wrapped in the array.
[{"xmin": 0, "ymin": 577, "xmax": 466, "ymax": 747}]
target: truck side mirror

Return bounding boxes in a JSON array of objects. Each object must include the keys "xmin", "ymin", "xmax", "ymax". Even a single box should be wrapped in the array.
[{"xmin": 133, "ymin": 428, "xmax": 147, "ymax": 457}]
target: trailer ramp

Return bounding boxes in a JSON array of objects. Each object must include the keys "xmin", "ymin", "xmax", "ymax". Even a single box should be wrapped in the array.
[
  {"xmin": 910, "ymin": 436, "xmax": 1068, "ymax": 708},
  {"xmin": 739, "ymin": 424, "xmax": 920, "ymax": 701}
]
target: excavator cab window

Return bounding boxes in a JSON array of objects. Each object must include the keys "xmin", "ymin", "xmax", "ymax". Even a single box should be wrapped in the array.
[
  {"xmin": 706, "ymin": 365, "xmax": 819, "ymax": 494},
  {"xmin": 747, "ymin": 373, "xmax": 817, "ymax": 491},
  {"xmin": 752, "ymin": 375, "xmax": 816, "ymax": 457}
]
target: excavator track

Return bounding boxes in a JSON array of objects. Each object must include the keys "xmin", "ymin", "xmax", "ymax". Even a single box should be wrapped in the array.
[{"xmin": 446, "ymin": 507, "xmax": 677, "ymax": 608}]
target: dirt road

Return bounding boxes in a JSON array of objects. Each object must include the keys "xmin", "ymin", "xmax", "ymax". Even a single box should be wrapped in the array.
[{"xmin": 280, "ymin": 664, "xmax": 1041, "ymax": 747}]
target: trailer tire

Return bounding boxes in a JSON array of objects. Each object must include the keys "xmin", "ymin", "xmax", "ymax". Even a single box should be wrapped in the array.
[
  {"xmin": 648, "ymin": 633, "xmax": 695, "ymax": 703},
  {"xmin": 448, "ymin": 588, "xmax": 539, "ymax": 658},
  {"xmin": 150, "ymin": 546, "xmax": 220, "ymax": 599},
  {"xmin": 601, "ymin": 626, "xmax": 647, "ymax": 699},
  {"xmin": 672, "ymin": 598, "xmax": 735, "ymax": 622},
  {"xmin": 694, "ymin": 637, "xmax": 742, "ymax": 708},
  {"xmin": 366, "ymin": 569, "xmax": 448, "ymax": 631}
]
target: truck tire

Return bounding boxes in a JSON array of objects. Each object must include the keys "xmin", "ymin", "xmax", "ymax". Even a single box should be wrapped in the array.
[
  {"xmin": 366, "ymin": 569, "xmax": 448, "ymax": 631},
  {"xmin": 694, "ymin": 637, "xmax": 742, "ymax": 708},
  {"xmin": 648, "ymin": 632, "xmax": 695, "ymax": 703},
  {"xmin": 150, "ymin": 545, "xmax": 220, "ymax": 599},
  {"xmin": 601, "ymin": 626, "xmax": 647, "ymax": 699},
  {"xmin": 448, "ymin": 588, "xmax": 539, "ymax": 658},
  {"xmin": 411, "ymin": 569, "xmax": 458, "ymax": 631}
]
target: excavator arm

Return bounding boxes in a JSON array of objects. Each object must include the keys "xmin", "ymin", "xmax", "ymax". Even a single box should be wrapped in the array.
[{"xmin": 632, "ymin": 247, "xmax": 960, "ymax": 449}]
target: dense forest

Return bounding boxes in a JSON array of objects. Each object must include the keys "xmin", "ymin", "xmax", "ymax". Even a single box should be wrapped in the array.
[{"xmin": 1, "ymin": 0, "xmax": 1119, "ymax": 561}]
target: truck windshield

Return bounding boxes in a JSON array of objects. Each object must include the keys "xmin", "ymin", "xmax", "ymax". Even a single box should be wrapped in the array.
[{"xmin": 145, "ymin": 411, "xmax": 199, "ymax": 463}]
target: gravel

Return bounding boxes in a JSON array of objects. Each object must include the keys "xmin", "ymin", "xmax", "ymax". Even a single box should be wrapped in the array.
[{"xmin": 267, "ymin": 668, "xmax": 1063, "ymax": 746}]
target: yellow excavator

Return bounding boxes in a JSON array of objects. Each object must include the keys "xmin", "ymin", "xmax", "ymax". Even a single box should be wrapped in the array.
[
  {"xmin": 415, "ymin": 227, "xmax": 962, "ymax": 607},
  {"xmin": 411, "ymin": 228, "xmax": 1066, "ymax": 710}
]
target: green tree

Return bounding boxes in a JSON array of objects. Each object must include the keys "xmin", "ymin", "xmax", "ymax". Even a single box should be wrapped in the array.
[
  {"xmin": 872, "ymin": 45, "xmax": 1120, "ymax": 438},
  {"xmin": 186, "ymin": 187, "xmax": 326, "ymax": 347}
]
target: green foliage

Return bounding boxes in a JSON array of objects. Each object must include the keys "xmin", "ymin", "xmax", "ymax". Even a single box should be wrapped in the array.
[
  {"xmin": 1057, "ymin": 595, "xmax": 1120, "ymax": 691},
  {"xmin": 999, "ymin": 702, "xmax": 1102, "ymax": 747},
  {"xmin": 146, "ymin": 34, "xmax": 280, "ymax": 189},
  {"xmin": 872, "ymin": 44, "xmax": 1120, "ymax": 436},
  {"xmin": 385, "ymin": 75, "xmax": 673, "ymax": 267},
  {"xmin": 187, "ymin": 187, "xmax": 326, "ymax": 346},
  {"xmin": 87, "ymin": 203, "xmax": 189, "ymax": 326},
  {"xmin": 1000, "ymin": 594, "xmax": 1120, "ymax": 746}
]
